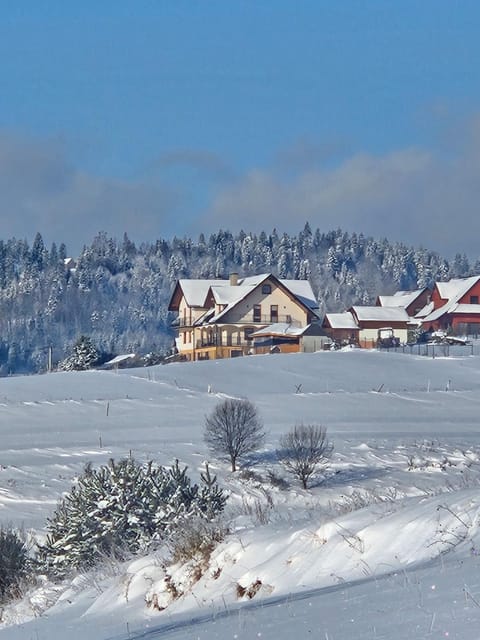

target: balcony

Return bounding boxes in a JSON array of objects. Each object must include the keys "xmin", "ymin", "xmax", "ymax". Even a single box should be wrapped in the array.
[
  {"xmin": 196, "ymin": 338, "xmax": 253, "ymax": 349},
  {"xmin": 176, "ymin": 314, "xmax": 301, "ymax": 328},
  {"xmin": 196, "ymin": 339, "xmax": 218, "ymax": 348}
]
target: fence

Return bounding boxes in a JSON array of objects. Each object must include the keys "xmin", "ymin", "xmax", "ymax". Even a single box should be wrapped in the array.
[{"xmin": 380, "ymin": 343, "xmax": 480, "ymax": 357}]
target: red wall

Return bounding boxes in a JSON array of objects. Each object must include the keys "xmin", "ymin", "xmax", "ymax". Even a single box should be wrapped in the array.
[
  {"xmin": 431, "ymin": 285, "xmax": 448, "ymax": 310},
  {"xmin": 452, "ymin": 314, "xmax": 480, "ymax": 327},
  {"xmin": 458, "ymin": 280, "xmax": 480, "ymax": 304}
]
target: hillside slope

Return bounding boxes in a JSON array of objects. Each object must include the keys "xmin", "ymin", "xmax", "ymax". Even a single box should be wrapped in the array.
[{"xmin": 1, "ymin": 350, "xmax": 480, "ymax": 638}]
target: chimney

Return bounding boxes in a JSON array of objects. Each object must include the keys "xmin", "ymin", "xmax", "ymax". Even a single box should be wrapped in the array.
[{"xmin": 229, "ymin": 272, "xmax": 239, "ymax": 286}]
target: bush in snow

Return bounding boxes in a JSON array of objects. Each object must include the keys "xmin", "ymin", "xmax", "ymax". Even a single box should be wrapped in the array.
[
  {"xmin": 59, "ymin": 335, "xmax": 99, "ymax": 371},
  {"xmin": 0, "ymin": 527, "xmax": 30, "ymax": 603},
  {"xmin": 277, "ymin": 424, "xmax": 333, "ymax": 489},
  {"xmin": 168, "ymin": 515, "xmax": 228, "ymax": 567},
  {"xmin": 39, "ymin": 458, "xmax": 227, "ymax": 576}
]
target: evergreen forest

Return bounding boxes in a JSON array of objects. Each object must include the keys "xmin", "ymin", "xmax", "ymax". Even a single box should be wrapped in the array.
[{"xmin": 0, "ymin": 224, "xmax": 476, "ymax": 374}]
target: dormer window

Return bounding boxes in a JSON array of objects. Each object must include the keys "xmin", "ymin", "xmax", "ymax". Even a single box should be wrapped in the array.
[
  {"xmin": 262, "ymin": 284, "xmax": 272, "ymax": 294},
  {"xmin": 470, "ymin": 295, "xmax": 479, "ymax": 304}
]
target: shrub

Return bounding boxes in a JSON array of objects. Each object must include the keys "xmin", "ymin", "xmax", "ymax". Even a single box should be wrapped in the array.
[
  {"xmin": 277, "ymin": 424, "xmax": 333, "ymax": 489},
  {"xmin": 266, "ymin": 469, "xmax": 289, "ymax": 490},
  {"xmin": 168, "ymin": 517, "xmax": 227, "ymax": 565},
  {"xmin": 0, "ymin": 527, "xmax": 29, "ymax": 603},
  {"xmin": 39, "ymin": 458, "xmax": 227, "ymax": 576}
]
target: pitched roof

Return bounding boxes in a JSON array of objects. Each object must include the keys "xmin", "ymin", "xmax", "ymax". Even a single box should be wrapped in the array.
[
  {"xmin": 208, "ymin": 274, "xmax": 273, "ymax": 323},
  {"xmin": 176, "ymin": 279, "xmax": 226, "ymax": 307},
  {"xmin": 280, "ymin": 279, "xmax": 319, "ymax": 310},
  {"xmin": 415, "ymin": 301, "xmax": 434, "ymax": 319},
  {"xmin": 212, "ymin": 277, "xmax": 318, "ymax": 323},
  {"xmin": 377, "ymin": 288, "xmax": 426, "ymax": 310},
  {"xmin": 435, "ymin": 276, "xmax": 480, "ymax": 301},
  {"xmin": 103, "ymin": 353, "xmax": 136, "ymax": 365},
  {"xmin": 170, "ymin": 275, "xmax": 267, "ymax": 310},
  {"xmin": 423, "ymin": 275, "xmax": 480, "ymax": 323},
  {"xmin": 350, "ymin": 306, "xmax": 410, "ymax": 322},
  {"xmin": 250, "ymin": 322, "xmax": 307, "ymax": 338},
  {"xmin": 324, "ymin": 312, "xmax": 359, "ymax": 330},
  {"xmin": 210, "ymin": 285, "xmax": 252, "ymax": 306},
  {"xmin": 171, "ymin": 274, "xmax": 318, "ymax": 323},
  {"xmin": 450, "ymin": 303, "xmax": 480, "ymax": 314}
]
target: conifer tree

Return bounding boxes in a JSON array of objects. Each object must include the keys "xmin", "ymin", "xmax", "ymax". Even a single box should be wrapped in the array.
[{"xmin": 39, "ymin": 458, "xmax": 226, "ymax": 575}]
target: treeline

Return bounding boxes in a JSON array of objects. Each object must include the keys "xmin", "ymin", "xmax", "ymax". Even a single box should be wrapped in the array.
[{"xmin": 0, "ymin": 224, "xmax": 476, "ymax": 374}]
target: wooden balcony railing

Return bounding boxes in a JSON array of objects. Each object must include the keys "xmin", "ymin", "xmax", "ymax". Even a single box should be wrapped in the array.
[
  {"xmin": 176, "ymin": 314, "xmax": 301, "ymax": 328},
  {"xmin": 196, "ymin": 338, "xmax": 253, "ymax": 349}
]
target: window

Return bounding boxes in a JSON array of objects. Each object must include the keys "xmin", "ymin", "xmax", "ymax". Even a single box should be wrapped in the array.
[
  {"xmin": 253, "ymin": 304, "xmax": 261, "ymax": 322},
  {"xmin": 470, "ymin": 295, "xmax": 479, "ymax": 304},
  {"xmin": 262, "ymin": 284, "xmax": 272, "ymax": 294},
  {"xmin": 270, "ymin": 305, "xmax": 278, "ymax": 322},
  {"xmin": 286, "ymin": 314, "xmax": 292, "ymax": 324}
]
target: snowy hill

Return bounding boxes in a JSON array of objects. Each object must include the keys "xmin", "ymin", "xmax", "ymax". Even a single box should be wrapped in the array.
[{"xmin": 2, "ymin": 350, "xmax": 480, "ymax": 638}]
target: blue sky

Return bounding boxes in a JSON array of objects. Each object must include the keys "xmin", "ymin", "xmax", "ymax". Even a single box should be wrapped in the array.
[{"xmin": 1, "ymin": 1, "xmax": 480, "ymax": 256}]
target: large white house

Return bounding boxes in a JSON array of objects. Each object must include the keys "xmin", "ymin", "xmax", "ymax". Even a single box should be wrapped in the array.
[{"xmin": 168, "ymin": 273, "xmax": 320, "ymax": 360}]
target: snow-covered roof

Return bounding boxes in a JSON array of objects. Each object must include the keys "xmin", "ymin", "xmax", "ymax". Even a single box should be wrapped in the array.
[
  {"xmin": 281, "ymin": 279, "xmax": 319, "ymax": 310},
  {"xmin": 103, "ymin": 353, "xmax": 136, "ymax": 365},
  {"xmin": 207, "ymin": 274, "xmax": 272, "ymax": 323},
  {"xmin": 423, "ymin": 276, "xmax": 480, "ymax": 323},
  {"xmin": 202, "ymin": 275, "xmax": 318, "ymax": 324},
  {"xmin": 436, "ymin": 276, "xmax": 480, "ymax": 302},
  {"xmin": 238, "ymin": 274, "xmax": 271, "ymax": 287},
  {"xmin": 324, "ymin": 312, "xmax": 359, "ymax": 330},
  {"xmin": 377, "ymin": 289, "xmax": 425, "ymax": 310},
  {"xmin": 351, "ymin": 306, "xmax": 410, "ymax": 322},
  {"xmin": 415, "ymin": 301, "xmax": 434, "ymax": 319},
  {"xmin": 177, "ymin": 274, "xmax": 318, "ymax": 314},
  {"xmin": 210, "ymin": 285, "xmax": 252, "ymax": 306},
  {"xmin": 436, "ymin": 277, "xmax": 473, "ymax": 301},
  {"xmin": 250, "ymin": 323, "xmax": 307, "ymax": 338},
  {"xmin": 178, "ymin": 279, "xmax": 226, "ymax": 307},
  {"xmin": 450, "ymin": 303, "xmax": 480, "ymax": 314}
]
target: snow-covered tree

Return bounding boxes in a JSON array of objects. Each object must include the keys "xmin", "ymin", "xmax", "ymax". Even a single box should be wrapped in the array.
[
  {"xmin": 59, "ymin": 335, "xmax": 99, "ymax": 371},
  {"xmin": 0, "ymin": 224, "xmax": 457, "ymax": 372},
  {"xmin": 39, "ymin": 458, "xmax": 227, "ymax": 575},
  {"xmin": 0, "ymin": 527, "xmax": 29, "ymax": 603}
]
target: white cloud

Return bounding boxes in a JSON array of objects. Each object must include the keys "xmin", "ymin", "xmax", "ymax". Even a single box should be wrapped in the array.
[
  {"xmin": 0, "ymin": 132, "xmax": 178, "ymax": 252},
  {"xmin": 2, "ymin": 120, "xmax": 480, "ymax": 259},
  {"xmin": 198, "ymin": 128, "xmax": 480, "ymax": 258}
]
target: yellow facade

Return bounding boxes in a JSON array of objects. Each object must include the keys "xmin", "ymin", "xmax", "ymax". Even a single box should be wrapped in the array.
[{"xmin": 173, "ymin": 276, "xmax": 314, "ymax": 361}]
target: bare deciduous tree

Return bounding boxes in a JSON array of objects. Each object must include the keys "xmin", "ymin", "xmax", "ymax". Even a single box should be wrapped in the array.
[
  {"xmin": 204, "ymin": 399, "xmax": 265, "ymax": 472},
  {"xmin": 278, "ymin": 424, "xmax": 333, "ymax": 489}
]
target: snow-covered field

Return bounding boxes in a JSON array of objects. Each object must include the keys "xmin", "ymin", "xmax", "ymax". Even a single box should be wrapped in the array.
[{"xmin": 2, "ymin": 350, "xmax": 480, "ymax": 639}]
